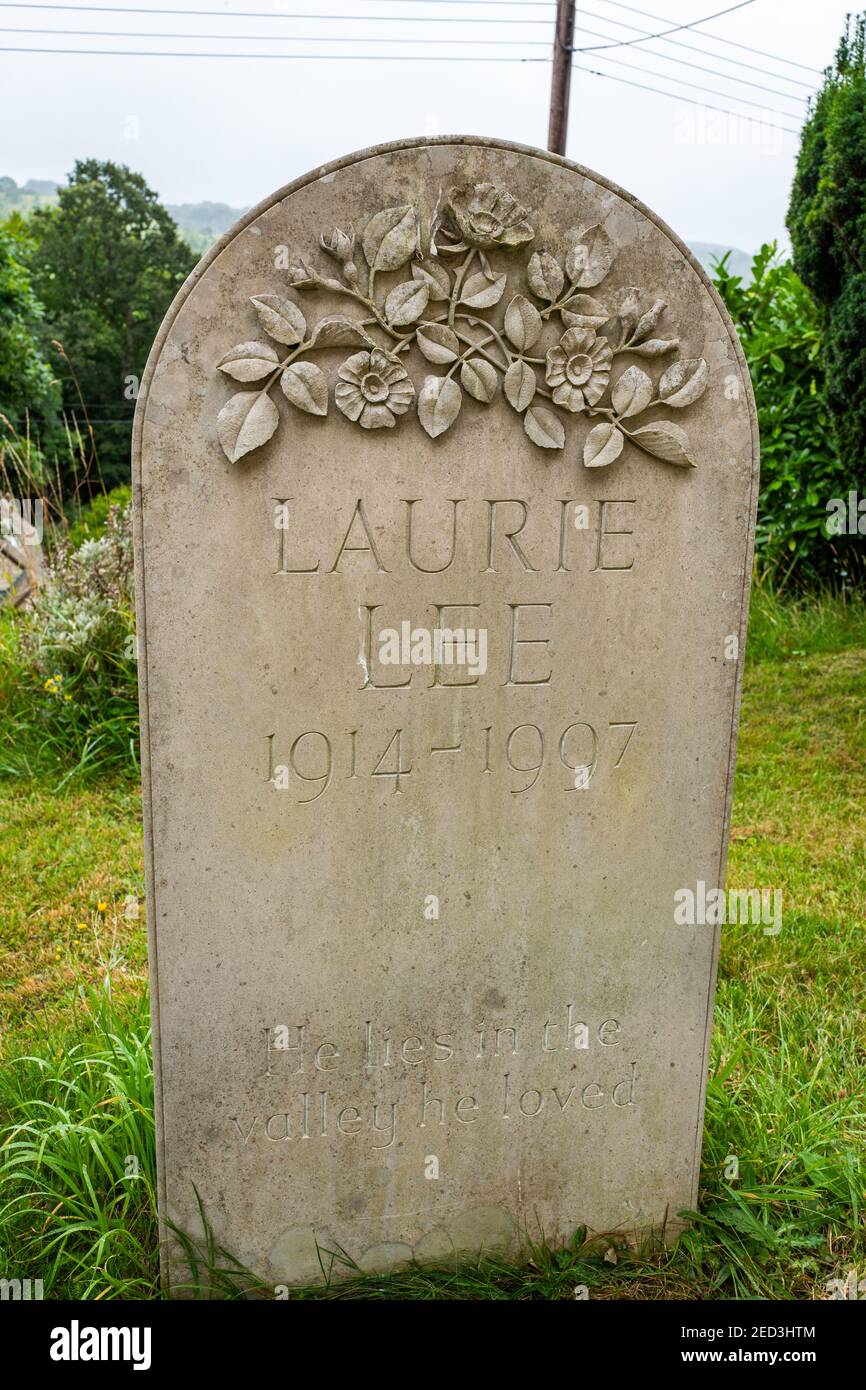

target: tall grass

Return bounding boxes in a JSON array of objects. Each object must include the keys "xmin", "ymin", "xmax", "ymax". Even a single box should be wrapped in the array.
[
  {"xmin": 747, "ymin": 578, "xmax": 866, "ymax": 662},
  {"xmin": 0, "ymin": 987, "xmax": 158, "ymax": 1299},
  {"xmin": 0, "ymin": 614, "xmax": 139, "ymax": 786}
]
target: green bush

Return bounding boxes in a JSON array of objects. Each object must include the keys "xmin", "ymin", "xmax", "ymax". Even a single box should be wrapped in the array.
[
  {"xmin": 712, "ymin": 246, "xmax": 861, "ymax": 589},
  {"xmin": 0, "ymin": 498, "xmax": 138, "ymax": 782}
]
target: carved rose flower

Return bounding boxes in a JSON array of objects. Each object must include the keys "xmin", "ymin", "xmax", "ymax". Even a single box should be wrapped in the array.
[
  {"xmin": 446, "ymin": 183, "xmax": 534, "ymax": 250},
  {"xmin": 335, "ymin": 349, "xmax": 415, "ymax": 429},
  {"xmin": 545, "ymin": 327, "xmax": 612, "ymax": 412}
]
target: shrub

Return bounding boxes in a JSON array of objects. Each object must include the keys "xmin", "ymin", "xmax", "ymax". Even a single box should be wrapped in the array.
[
  {"xmin": 712, "ymin": 246, "xmax": 861, "ymax": 590},
  {"xmin": 0, "ymin": 499, "xmax": 138, "ymax": 781},
  {"xmin": 65, "ymin": 483, "xmax": 132, "ymax": 551}
]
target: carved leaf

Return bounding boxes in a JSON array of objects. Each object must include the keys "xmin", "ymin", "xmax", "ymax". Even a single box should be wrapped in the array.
[
  {"xmin": 612, "ymin": 365, "xmax": 653, "ymax": 419},
  {"xmin": 527, "ymin": 250, "xmax": 564, "ymax": 303},
  {"xmin": 460, "ymin": 358, "xmax": 498, "ymax": 402},
  {"xmin": 632, "ymin": 299, "xmax": 666, "ymax": 343},
  {"xmin": 384, "ymin": 279, "xmax": 429, "ymax": 327},
  {"xmin": 658, "ymin": 357, "xmax": 709, "ymax": 408},
  {"xmin": 626, "ymin": 338, "xmax": 678, "ymax": 357},
  {"xmin": 460, "ymin": 271, "xmax": 506, "ymax": 309},
  {"xmin": 565, "ymin": 224, "xmax": 615, "ymax": 288},
  {"xmin": 560, "ymin": 295, "xmax": 609, "ymax": 331},
  {"xmin": 412, "ymin": 258, "xmax": 451, "ymax": 301},
  {"xmin": 417, "ymin": 323, "xmax": 460, "ymax": 364},
  {"xmin": 417, "ymin": 375, "xmax": 462, "ymax": 438},
  {"xmin": 629, "ymin": 421, "xmax": 696, "ymax": 467},
  {"xmin": 216, "ymin": 341, "xmax": 279, "ymax": 383},
  {"xmin": 503, "ymin": 359, "xmax": 536, "ymax": 412},
  {"xmin": 524, "ymin": 406, "xmax": 565, "ymax": 450},
  {"xmin": 504, "ymin": 294, "xmax": 542, "ymax": 352},
  {"xmin": 217, "ymin": 390, "xmax": 279, "ymax": 463},
  {"xmin": 362, "ymin": 205, "xmax": 417, "ymax": 272},
  {"xmin": 583, "ymin": 421, "xmax": 625, "ymax": 469},
  {"xmin": 307, "ymin": 316, "xmax": 377, "ymax": 350},
  {"xmin": 250, "ymin": 294, "xmax": 306, "ymax": 346},
  {"xmin": 280, "ymin": 361, "xmax": 328, "ymax": 416}
]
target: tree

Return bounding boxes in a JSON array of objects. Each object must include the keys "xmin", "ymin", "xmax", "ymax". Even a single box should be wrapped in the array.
[
  {"xmin": 787, "ymin": 13, "xmax": 866, "ymax": 473},
  {"xmin": 713, "ymin": 246, "xmax": 859, "ymax": 589},
  {"xmin": 0, "ymin": 214, "xmax": 60, "ymax": 452},
  {"xmin": 30, "ymin": 160, "xmax": 195, "ymax": 487}
]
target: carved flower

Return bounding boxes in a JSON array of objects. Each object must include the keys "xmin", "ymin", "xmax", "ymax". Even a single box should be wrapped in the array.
[
  {"xmin": 446, "ymin": 183, "xmax": 534, "ymax": 250},
  {"xmin": 335, "ymin": 349, "xmax": 415, "ymax": 429},
  {"xmin": 545, "ymin": 327, "xmax": 612, "ymax": 412}
]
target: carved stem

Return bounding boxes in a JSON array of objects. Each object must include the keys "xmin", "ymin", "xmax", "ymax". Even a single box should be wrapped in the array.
[
  {"xmin": 447, "ymin": 248, "xmax": 478, "ymax": 328},
  {"xmin": 257, "ymin": 341, "xmax": 312, "ymax": 402}
]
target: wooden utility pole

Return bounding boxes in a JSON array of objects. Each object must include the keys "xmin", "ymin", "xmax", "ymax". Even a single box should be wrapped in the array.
[{"xmin": 548, "ymin": 0, "xmax": 576, "ymax": 156}]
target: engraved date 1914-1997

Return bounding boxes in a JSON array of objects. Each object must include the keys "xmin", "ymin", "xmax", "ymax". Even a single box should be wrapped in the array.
[{"xmin": 264, "ymin": 719, "xmax": 638, "ymax": 802}]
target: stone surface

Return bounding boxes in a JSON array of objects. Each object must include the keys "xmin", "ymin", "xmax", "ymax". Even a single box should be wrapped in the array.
[{"xmin": 133, "ymin": 137, "xmax": 758, "ymax": 1290}]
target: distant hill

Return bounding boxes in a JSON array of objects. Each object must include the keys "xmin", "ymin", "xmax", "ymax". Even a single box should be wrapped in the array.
[
  {"xmin": 0, "ymin": 175, "xmax": 59, "ymax": 217},
  {"xmin": 1, "ymin": 175, "xmax": 752, "ymax": 278},
  {"xmin": 164, "ymin": 201, "xmax": 248, "ymax": 254},
  {"xmin": 0, "ymin": 176, "xmax": 247, "ymax": 253},
  {"xmin": 690, "ymin": 241, "xmax": 753, "ymax": 283}
]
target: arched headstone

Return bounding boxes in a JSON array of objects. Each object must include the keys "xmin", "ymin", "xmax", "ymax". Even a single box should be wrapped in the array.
[{"xmin": 133, "ymin": 137, "xmax": 758, "ymax": 1289}]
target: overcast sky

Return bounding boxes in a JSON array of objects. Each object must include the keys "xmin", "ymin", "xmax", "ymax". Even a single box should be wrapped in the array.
[{"xmin": 0, "ymin": 0, "xmax": 857, "ymax": 253}]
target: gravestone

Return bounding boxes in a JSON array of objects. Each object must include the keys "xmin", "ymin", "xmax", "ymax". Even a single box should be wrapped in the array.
[{"xmin": 133, "ymin": 137, "xmax": 758, "ymax": 1290}]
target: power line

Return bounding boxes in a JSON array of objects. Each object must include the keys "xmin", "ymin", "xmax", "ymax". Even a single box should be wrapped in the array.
[
  {"xmin": 580, "ymin": 45, "xmax": 805, "ymax": 118},
  {"xmin": 573, "ymin": 59, "xmax": 800, "ymax": 133},
  {"xmin": 572, "ymin": 17, "xmax": 810, "ymax": 103},
  {"xmin": 0, "ymin": 23, "xmax": 554, "ymax": 42},
  {"xmin": 573, "ymin": 0, "xmax": 757, "ymax": 52},
  {"xmin": 0, "ymin": 42, "xmax": 551, "ymax": 56},
  {"xmin": 0, "ymin": 4, "xmax": 816, "ymax": 103},
  {"xmin": 0, "ymin": 33, "xmax": 806, "ymax": 126},
  {"xmin": 579, "ymin": 5, "xmax": 815, "ymax": 88},
  {"xmin": 0, "ymin": 3, "xmax": 554, "ymax": 23},
  {"xmin": 596, "ymin": 0, "xmax": 822, "ymax": 74}
]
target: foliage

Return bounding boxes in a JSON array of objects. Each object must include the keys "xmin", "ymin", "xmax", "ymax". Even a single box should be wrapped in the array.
[
  {"xmin": 65, "ymin": 483, "xmax": 133, "ymax": 551},
  {"xmin": 0, "ymin": 218, "xmax": 61, "ymax": 455},
  {"xmin": 712, "ymin": 245, "xmax": 860, "ymax": 588},
  {"xmin": 0, "ymin": 499, "xmax": 138, "ymax": 782},
  {"xmin": 28, "ymin": 160, "xmax": 195, "ymax": 488},
  {"xmin": 787, "ymin": 13, "xmax": 866, "ymax": 480}
]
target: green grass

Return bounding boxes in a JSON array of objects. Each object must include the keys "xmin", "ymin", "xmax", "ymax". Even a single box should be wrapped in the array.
[{"xmin": 1, "ymin": 587, "xmax": 864, "ymax": 1299}]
